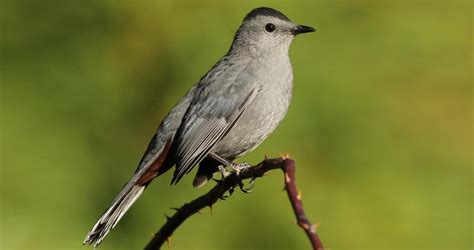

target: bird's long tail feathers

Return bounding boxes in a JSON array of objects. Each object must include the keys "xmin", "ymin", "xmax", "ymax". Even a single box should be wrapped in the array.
[{"xmin": 83, "ymin": 183, "xmax": 145, "ymax": 247}]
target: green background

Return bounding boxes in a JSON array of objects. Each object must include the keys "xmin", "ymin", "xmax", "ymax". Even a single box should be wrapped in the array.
[{"xmin": 1, "ymin": 0, "xmax": 472, "ymax": 249}]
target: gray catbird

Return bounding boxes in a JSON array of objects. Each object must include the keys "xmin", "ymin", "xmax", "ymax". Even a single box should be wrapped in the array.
[{"xmin": 84, "ymin": 7, "xmax": 315, "ymax": 247}]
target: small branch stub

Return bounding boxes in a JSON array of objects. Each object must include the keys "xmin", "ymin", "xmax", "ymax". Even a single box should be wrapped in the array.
[{"xmin": 144, "ymin": 157, "xmax": 323, "ymax": 250}]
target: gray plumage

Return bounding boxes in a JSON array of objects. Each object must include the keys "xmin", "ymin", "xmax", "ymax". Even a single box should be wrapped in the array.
[{"xmin": 84, "ymin": 7, "xmax": 314, "ymax": 247}]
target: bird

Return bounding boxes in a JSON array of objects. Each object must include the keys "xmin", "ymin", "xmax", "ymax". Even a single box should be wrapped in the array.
[{"xmin": 84, "ymin": 6, "xmax": 315, "ymax": 247}]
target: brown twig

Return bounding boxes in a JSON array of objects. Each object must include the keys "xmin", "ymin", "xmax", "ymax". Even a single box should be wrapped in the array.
[
  {"xmin": 144, "ymin": 157, "xmax": 323, "ymax": 250},
  {"xmin": 282, "ymin": 158, "xmax": 324, "ymax": 250}
]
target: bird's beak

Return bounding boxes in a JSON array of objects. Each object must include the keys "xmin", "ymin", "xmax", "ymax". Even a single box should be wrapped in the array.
[{"xmin": 291, "ymin": 25, "xmax": 316, "ymax": 35}]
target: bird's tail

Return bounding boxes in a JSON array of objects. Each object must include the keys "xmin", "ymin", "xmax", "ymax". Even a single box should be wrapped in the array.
[{"xmin": 83, "ymin": 182, "xmax": 145, "ymax": 247}]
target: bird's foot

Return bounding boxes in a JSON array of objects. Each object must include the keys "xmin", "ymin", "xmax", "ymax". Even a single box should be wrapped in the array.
[
  {"xmin": 230, "ymin": 162, "xmax": 252, "ymax": 175},
  {"xmin": 216, "ymin": 162, "xmax": 255, "ymax": 198},
  {"xmin": 230, "ymin": 162, "xmax": 255, "ymax": 193},
  {"xmin": 218, "ymin": 165, "xmax": 230, "ymax": 178},
  {"xmin": 215, "ymin": 166, "xmax": 234, "ymax": 199}
]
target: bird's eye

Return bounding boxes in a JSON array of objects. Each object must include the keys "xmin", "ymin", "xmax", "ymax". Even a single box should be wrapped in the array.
[{"xmin": 265, "ymin": 23, "xmax": 276, "ymax": 33}]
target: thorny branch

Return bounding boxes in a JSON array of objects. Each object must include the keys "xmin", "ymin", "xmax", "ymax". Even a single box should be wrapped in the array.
[{"xmin": 144, "ymin": 157, "xmax": 323, "ymax": 250}]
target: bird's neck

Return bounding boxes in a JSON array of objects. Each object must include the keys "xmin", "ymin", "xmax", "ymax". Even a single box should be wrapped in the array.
[{"xmin": 228, "ymin": 42, "xmax": 290, "ymax": 63}]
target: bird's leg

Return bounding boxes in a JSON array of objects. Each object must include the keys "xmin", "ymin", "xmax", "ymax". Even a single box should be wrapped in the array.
[
  {"xmin": 208, "ymin": 152, "xmax": 251, "ymax": 175},
  {"xmin": 208, "ymin": 152, "xmax": 232, "ymax": 166}
]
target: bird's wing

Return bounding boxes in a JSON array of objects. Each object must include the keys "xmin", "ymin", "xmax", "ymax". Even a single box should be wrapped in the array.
[
  {"xmin": 132, "ymin": 85, "xmax": 197, "ymax": 184},
  {"xmin": 171, "ymin": 84, "xmax": 258, "ymax": 184}
]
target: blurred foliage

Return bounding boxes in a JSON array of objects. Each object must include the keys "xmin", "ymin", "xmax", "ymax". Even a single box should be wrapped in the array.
[{"xmin": 1, "ymin": 0, "xmax": 472, "ymax": 249}]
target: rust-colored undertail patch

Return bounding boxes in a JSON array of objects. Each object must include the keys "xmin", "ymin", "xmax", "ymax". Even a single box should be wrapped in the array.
[{"xmin": 136, "ymin": 139, "xmax": 173, "ymax": 185}]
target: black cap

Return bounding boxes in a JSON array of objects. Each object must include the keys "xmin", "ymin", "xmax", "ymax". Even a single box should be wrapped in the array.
[{"xmin": 243, "ymin": 7, "xmax": 291, "ymax": 22}]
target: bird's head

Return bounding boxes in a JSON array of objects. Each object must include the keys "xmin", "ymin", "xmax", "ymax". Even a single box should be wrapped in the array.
[{"xmin": 230, "ymin": 7, "xmax": 315, "ymax": 56}]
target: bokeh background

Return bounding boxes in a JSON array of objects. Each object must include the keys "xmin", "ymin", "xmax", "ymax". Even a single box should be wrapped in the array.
[{"xmin": 1, "ymin": 0, "xmax": 472, "ymax": 249}]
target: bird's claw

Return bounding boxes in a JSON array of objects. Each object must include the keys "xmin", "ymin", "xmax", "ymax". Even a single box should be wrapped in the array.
[
  {"xmin": 238, "ymin": 177, "xmax": 256, "ymax": 194},
  {"xmin": 220, "ymin": 185, "xmax": 236, "ymax": 200}
]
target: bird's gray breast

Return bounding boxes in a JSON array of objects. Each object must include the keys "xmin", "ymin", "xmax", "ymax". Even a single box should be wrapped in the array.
[{"xmin": 214, "ymin": 54, "xmax": 293, "ymax": 158}]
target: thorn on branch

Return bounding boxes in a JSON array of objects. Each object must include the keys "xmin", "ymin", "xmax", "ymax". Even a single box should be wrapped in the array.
[
  {"xmin": 280, "ymin": 152, "xmax": 290, "ymax": 159},
  {"xmin": 166, "ymin": 237, "xmax": 171, "ymax": 249},
  {"xmin": 297, "ymin": 190, "xmax": 302, "ymax": 200}
]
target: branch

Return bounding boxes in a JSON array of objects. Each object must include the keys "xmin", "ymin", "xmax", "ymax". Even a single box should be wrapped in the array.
[
  {"xmin": 144, "ymin": 157, "xmax": 323, "ymax": 250},
  {"xmin": 282, "ymin": 158, "xmax": 324, "ymax": 250}
]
